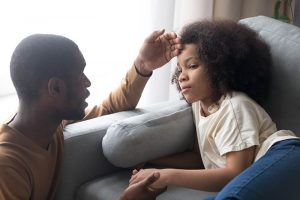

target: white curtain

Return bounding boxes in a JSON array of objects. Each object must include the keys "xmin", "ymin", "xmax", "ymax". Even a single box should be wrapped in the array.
[{"xmin": 136, "ymin": 0, "xmax": 176, "ymax": 106}]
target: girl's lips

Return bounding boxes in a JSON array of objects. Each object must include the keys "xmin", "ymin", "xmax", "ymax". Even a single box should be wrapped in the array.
[{"xmin": 181, "ymin": 87, "xmax": 191, "ymax": 94}]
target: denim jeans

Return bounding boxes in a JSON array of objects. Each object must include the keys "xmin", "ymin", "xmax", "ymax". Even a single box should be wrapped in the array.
[{"xmin": 205, "ymin": 139, "xmax": 300, "ymax": 200}]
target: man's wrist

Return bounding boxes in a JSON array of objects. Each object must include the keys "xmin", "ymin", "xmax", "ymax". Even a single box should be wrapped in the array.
[{"xmin": 134, "ymin": 59, "xmax": 153, "ymax": 77}]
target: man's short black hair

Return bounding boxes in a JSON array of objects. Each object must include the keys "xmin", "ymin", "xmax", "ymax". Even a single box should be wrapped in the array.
[
  {"xmin": 10, "ymin": 34, "xmax": 83, "ymax": 103},
  {"xmin": 172, "ymin": 20, "xmax": 272, "ymax": 105}
]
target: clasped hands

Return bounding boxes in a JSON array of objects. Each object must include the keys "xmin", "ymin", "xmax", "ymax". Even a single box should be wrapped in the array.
[
  {"xmin": 118, "ymin": 169, "xmax": 167, "ymax": 200},
  {"xmin": 130, "ymin": 168, "xmax": 167, "ymax": 192}
]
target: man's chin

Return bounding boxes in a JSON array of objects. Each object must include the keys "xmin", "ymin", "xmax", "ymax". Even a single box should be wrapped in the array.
[
  {"xmin": 64, "ymin": 110, "xmax": 86, "ymax": 121},
  {"xmin": 74, "ymin": 112, "xmax": 86, "ymax": 120}
]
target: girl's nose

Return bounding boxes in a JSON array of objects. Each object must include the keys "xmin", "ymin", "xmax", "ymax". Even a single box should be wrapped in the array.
[{"xmin": 179, "ymin": 72, "xmax": 188, "ymax": 82}]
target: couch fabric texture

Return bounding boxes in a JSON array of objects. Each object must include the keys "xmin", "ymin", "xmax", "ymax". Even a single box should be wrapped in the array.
[{"xmin": 54, "ymin": 16, "xmax": 300, "ymax": 200}]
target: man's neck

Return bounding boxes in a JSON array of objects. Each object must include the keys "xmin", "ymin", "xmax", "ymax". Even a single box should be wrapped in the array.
[{"xmin": 8, "ymin": 104, "xmax": 62, "ymax": 150}]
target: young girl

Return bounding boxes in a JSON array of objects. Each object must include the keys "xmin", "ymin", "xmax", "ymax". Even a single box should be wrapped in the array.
[{"xmin": 129, "ymin": 20, "xmax": 300, "ymax": 200}]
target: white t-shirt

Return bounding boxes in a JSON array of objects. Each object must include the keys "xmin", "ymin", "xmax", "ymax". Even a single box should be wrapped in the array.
[{"xmin": 192, "ymin": 91, "xmax": 297, "ymax": 169}]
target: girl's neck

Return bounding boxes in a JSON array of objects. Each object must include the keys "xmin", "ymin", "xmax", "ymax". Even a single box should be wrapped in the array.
[{"xmin": 200, "ymin": 93, "xmax": 225, "ymax": 117}]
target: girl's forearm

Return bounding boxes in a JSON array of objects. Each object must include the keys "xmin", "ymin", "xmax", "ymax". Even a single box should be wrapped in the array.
[{"xmin": 161, "ymin": 168, "xmax": 236, "ymax": 192}]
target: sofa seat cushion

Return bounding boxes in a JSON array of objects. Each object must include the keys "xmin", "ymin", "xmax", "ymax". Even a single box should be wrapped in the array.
[{"xmin": 76, "ymin": 169, "xmax": 216, "ymax": 200}]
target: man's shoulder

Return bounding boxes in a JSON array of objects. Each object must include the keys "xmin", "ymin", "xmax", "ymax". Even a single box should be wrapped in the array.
[
  {"xmin": 0, "ymin": 146, "xmax": 28, "ymax": 174},
  {"xmin": 0, "ymin": 150, "xmax": 32, "ymax": 199},
  {"xmin": 0, "ymin": 124, "xmax": 30, "ymax": 167},
  {"xmin": 0, "ymin": 140, "xmax": 31, "ymax": 180},
  {"xmin": 0, "ymin": 123, "xmax": 21, "ymax": 143}
]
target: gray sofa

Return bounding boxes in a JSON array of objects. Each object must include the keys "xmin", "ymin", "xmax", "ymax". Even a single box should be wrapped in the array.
[{"xmin": 54, "ymin": 16, "xmax": 300, "ymax": 200}]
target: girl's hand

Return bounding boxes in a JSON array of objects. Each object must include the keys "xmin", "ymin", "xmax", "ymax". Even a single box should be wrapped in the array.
[
  {"xmin": 133, "ymin": 162, "xmax": 146, "ymax": 171},
  {"xmin": 129, "ymin": 168, "xmax": 167, "ymax": 189},
  {"xmin": 119, "ymin": 172, "xmax": 166, "ymax": 200}
]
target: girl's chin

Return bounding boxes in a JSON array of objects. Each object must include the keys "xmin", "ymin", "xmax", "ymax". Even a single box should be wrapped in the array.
[{"xmin": 182, "ymin": 96, "xmax": 196, "ymax": 104}]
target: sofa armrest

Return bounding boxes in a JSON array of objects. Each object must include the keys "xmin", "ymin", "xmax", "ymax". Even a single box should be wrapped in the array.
[
  {"xmin": 55, "ymin": 109, "xmax": 149, "ymax": 200},
  {"xmin": 55, "ymin": 100, "xmax": 190, "ymax": 200}
]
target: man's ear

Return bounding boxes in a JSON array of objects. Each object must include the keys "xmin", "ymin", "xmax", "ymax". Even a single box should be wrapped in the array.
[{"xmin": 47, "ymin": 77, "xmax": 66, "ymax": 97}]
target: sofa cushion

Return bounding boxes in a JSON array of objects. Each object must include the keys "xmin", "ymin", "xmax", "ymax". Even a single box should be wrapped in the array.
[
  {"xmin": 102, "ymin": 101, "xmax": 195, "ymax": 168},
  {"xmin": 76, "ymin": 169, "xmax": 216, "ymax": 200}
]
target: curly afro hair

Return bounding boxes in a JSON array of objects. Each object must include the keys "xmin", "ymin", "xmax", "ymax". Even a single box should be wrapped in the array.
[{"xmin": 172, "ymin": 20, "xmax": 272, "ymax": 105}]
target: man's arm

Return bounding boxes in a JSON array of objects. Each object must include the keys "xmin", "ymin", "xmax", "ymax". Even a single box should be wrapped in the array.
[
  {"xmin": 83, "ymin": 30, "xmax": 182, "ymax": 120},
  {"xmin": 119, "ymin": 172, "xmax": 166, "ymax": 200}
]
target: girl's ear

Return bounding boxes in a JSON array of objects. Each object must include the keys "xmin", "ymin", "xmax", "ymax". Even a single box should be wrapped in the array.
[{"xmin": 47, "ymin": 77, "xmax": 66, "ymax": 97}]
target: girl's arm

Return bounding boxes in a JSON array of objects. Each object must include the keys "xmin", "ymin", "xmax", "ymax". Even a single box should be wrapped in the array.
[{"xmin": 130, "ymin": 146, "xmax": 255, "ymax": 192}]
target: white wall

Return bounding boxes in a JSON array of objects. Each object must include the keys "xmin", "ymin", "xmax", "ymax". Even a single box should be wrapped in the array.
[{"xmin": 137, "ymin": 0, "xmax": 176, "ymax": 106}]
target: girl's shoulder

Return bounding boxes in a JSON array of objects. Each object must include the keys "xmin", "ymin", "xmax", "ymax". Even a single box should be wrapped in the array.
[
  {"xmin": 226, "ymin": 91, "xmax": 258, "ymax": 105},
  {"xmin": 225, "ymin": 91, "xmax": 267, "ymax": 114}
]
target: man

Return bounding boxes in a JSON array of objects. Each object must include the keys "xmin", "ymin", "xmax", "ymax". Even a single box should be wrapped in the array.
[{"xmin": 0, "ymin": 30, "xmax": 181, "ymax": 199}]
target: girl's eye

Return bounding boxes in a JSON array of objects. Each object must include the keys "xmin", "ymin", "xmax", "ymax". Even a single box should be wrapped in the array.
[{"xmin": 189, "ymin": 64, "xmax": 197, "ymax": 69}]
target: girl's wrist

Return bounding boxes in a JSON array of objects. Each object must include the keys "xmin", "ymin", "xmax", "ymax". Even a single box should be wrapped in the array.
[{"xmin": 161, "ymin": 168, "xmax": 176, "ymax": 186}]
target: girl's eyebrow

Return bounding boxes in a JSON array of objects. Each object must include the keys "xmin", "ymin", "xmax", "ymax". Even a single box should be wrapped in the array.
[
  {"xmin": 184, "ymin": 56, "xmax": 198, "ymax": 62},
  {"xmin": 181, "ymin": 56, "xmax": 199, "ymax": 63},
  {"xmin": 177, "ymin": 56, "xmax": 199, "ymax": 68}
]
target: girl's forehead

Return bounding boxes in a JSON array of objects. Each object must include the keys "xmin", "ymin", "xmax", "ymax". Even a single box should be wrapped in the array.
[
  {"xmin": 183, "ymin": 43, "xmax": 198, "ymax": 50},
  {"xmin": 178, "ymin": 45, "xmax": 199, "ymax": 61},
  {"xmin": 180, "ymin": 44, "xmax": 198, "ymax": 55}
]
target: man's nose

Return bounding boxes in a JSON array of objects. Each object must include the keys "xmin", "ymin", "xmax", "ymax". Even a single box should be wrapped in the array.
[{"xmin": 84, "ymin": 76, "xmax": 91, "ymax": 88}]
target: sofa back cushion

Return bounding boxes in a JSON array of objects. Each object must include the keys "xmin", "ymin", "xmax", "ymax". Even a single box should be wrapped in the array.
[{"xmin": 240, "ymin": 16, "xmax": 300, "ymax": 136}]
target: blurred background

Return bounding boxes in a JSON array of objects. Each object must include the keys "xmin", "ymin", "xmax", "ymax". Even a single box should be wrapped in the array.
[{"xmin": 0, "ymin": 0, "xmax": 298, "ymax": 121}]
